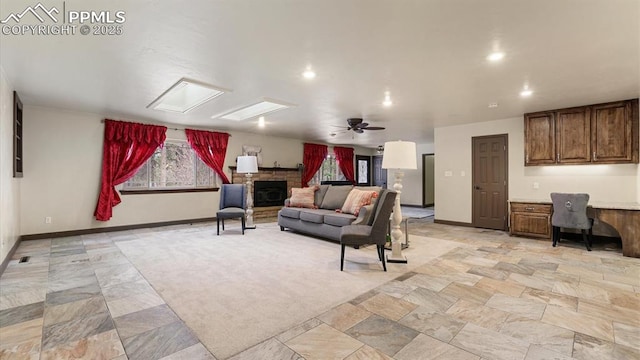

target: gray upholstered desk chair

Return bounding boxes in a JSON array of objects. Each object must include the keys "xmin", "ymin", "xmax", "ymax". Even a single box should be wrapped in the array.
[
  {"xmin": 217, "ymin": 184, "xmax": 247, "ymax": 235},
  {"xmin": 339, "ymin": 190, "xmax": 397, "ymax": 271},
  {"xmin": 550, "ymin": 192, "xmax": 593, "ymax": 251}
]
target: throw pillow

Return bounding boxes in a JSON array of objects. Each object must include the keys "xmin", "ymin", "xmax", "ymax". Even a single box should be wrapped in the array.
[
  {"xmin": 289, "ymin": 186, "xmax": 318, "ymax": 208},
  {"xmin": 319, "ymin": 185, "xmax": 353, "ymax": 210},
  {"xmin": 341, "ymin": 189, "xmax": 378, "ymax": 216}
]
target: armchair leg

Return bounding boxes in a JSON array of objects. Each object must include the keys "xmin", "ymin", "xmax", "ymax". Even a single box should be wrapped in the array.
[
  {"xmin": 242, "ymin": 217, "xmax": 246, "ymax": 235},
  {"xmin": 379, "ymin": 245, "xmax": 387, "ymax": 272},
  {"xmin": 582, "ymin": 230, "xmax": 592, "ymax": 251},
  {"xmin": 340, "ymin": 244, "xmax": 345, "ymax": 271},
  {"xmin": 552, "ymin": 226, "xmax": 559, "ymax": 247},
  {"xmin": 217, "ymin": 218, "xmax": 220, "ymax": 235},
  {"xmin": 222, "ymin": 219, "xmax": 225, "ymax": 231}
]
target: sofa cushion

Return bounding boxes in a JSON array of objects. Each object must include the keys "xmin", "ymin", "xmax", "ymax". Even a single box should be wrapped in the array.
[
  {"xmin": 289, "ymin": 186, "xmax": 318, "ymax": 208},
  {"xmin": 341, "ymin": 189, "xmax": 378, "ymax": 216},
  {"xmin": 314, "ymin": 185, "xmax": 330, "ymax": 207},
  {"xmin": 320, "ymin": 185, "xmax": 353, "ymax": 210},
  {"xmin": 299, "ymin": 211, "xmax": 325, "ymax": 224},
  {"xmin": 279, "ymin": 207, "xmax": 301, "ymax": 219},
  {"xmin": 323, "ymin": 212, "xmax": 357, "ymax": 227}
]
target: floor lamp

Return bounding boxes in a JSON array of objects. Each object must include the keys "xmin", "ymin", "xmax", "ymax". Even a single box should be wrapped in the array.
[
  {"xmin": 381, "ymin": 140, "xmax": 417, "ymax": 263},
  {"xmin": 236, "ymin": 155, "xmax": 258, "ymax": 229}
]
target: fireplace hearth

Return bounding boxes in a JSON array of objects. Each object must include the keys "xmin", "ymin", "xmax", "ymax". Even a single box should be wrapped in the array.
[{"xmin": 254, "ymin": 181, "xmax": 287, "ymax": 207}]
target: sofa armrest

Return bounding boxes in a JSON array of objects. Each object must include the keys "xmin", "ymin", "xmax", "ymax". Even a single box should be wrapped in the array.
[{"xmin": 352, "ymin": 204, "xmax": 375, "ymax": 225}]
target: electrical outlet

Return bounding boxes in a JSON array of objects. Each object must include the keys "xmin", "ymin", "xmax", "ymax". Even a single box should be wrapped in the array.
[
  {"xmin": 533, "ymin": 182, "xmax": 539, "ymax": 189},
  {"xmin": 45, "ymin": 217, "xmax": 52, "ymax": 224},
  {"xmin": 460, "ymin": 171, "xmax": 466, "ymax": 177},
  {"xmin": 444, "ymin": 171, "xmax": 453, "ymax": 177}
]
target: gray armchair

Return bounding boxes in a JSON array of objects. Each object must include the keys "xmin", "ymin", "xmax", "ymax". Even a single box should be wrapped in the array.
[
  {"xmin": 550, "ymin": 192, "xmax": 593, "ymax": 251},
  {"xmin": 339, "ymin": 190, "xmax": 397, "ymax": 271},
  {"xmin": 217, "ymin": 184, "xmax": 246, "ymax": 235}
]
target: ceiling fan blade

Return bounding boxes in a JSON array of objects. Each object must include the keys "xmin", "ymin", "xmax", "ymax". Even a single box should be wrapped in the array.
[
  {"xmin": 363, "ymin": 126, "xmax": 385, "ymax": 130},
  {"xmin": 359, "ymin": 122, "xmax": 369, "ymax": 128},
  {"xmin": 354, "ymin": 128, "xmax": 364, "ymax": 134}
]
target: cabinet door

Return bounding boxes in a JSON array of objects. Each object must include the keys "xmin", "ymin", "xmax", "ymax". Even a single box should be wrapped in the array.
[
  {"xmin": 591, "ymin": 101, "xmax": 634, "ymax": 163},
  {"xmin": 510, "ymin": 212, "xmax": 551, "ymax": 239},
  {"xmin": 524, "ymin": 112, "xmax": 555, "ymax": 166},
  {"xmin": 556, "ymin": 106, "xmax": 591, "ymax": 164}
]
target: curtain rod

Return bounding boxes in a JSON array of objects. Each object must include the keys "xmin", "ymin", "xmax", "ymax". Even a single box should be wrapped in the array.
[{"xmin": 100, "ymin": 119, "xmax": 231, "ymax": 136}]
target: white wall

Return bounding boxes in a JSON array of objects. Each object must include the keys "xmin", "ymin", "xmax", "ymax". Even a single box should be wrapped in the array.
[
  {"xmin": 20, "ymin": 105, "xmax": 371, "ymax": 235},
  {"xmin": 399, "ymin": 143, "xmax": 434, "ymax": 206},
  {"xmin": 435, "ymin": 116, "xmax": 639, "ymax": 224},
  {"xmin": 0, "ymin": 66, "xmax": 20, "ymax": 264}
]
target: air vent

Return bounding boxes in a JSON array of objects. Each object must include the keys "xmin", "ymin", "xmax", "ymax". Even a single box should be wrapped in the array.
[{"xmin": 19, "ymin": 256, "xmax": 30, "ymax": 263}]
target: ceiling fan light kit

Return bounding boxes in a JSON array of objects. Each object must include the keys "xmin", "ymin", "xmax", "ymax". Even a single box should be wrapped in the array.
[{"xmin": 345, "ymin": 118, "xmax": 386, "ymax": 133}]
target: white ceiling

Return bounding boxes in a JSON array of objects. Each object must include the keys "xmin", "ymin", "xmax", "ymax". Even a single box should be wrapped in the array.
[{"xmin": 1, "ymin": 0, "xmax": 639, "ymax": 148}]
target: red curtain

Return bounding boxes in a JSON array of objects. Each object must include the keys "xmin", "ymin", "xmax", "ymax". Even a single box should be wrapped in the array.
[
  {"xmin": 94, "ymin": 119, "xmax": 167, "ymax": 221},
  {"xmin": 185, "ymin": 129, "xmax": 231, "ymax": 184},
  {"xmin": 302, "ymin": 143, "xmax": 328, "ymax": 187},
  {"xmin": 334, "ymin": 146, "xmax": 355, "ymax": 184}
]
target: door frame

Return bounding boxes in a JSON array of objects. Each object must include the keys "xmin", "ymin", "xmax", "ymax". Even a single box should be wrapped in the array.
[
  {"xmin": 471, "ymin": 134, "xmax": 509, "ymax": 230},
  {"xmin": 422, "ymin": 153, "xmax": 434, "ymax": 207}
]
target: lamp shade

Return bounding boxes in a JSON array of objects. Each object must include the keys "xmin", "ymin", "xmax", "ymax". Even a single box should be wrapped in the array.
[
  {"xmin": 237, "ymin": 155, "xmax": 258, "ymax": 173},
  {"xmin": 381, "ymin": 141, "xmax": 417, "ymax": 170}
]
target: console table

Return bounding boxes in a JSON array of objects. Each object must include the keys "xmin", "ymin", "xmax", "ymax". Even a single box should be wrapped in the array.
[{"xmin": 509, "ymin": 199, "xmax": 640, "ymax": 258}]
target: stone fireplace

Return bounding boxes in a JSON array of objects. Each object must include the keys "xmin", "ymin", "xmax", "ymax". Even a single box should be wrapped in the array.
[{"xmin": 230, "ymin": 166, "xmax": 302, "ymax": 219}]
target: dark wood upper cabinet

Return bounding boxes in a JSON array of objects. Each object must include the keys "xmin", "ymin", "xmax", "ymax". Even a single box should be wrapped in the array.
[
  {"xmin": 591, "ymin": 100, "xmax": 637, "ymax": 163},
  {"xmin": 13, "ymin": 91, "xmax": 23, "ymax": 178},
  {"xmin": 524, "ymin": 112, "xmax": 555, "ymax": 165},
  {"xmin": 556, "ymin": 106, "xmax": 591, "ymax": 164},
  {"xmin": 524, "ymin": 98, "xmax": 638, "ymax": 166}
]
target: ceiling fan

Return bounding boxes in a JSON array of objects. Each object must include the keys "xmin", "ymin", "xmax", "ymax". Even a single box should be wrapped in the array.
[{"xmin": 342, "ymin": 118, "xmax": 386, "ymax": 133}]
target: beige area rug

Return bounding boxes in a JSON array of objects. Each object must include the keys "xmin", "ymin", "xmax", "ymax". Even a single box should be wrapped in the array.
[{"xmin": 116, "ymin": 222, "xmax": 462, "ymax": 359}]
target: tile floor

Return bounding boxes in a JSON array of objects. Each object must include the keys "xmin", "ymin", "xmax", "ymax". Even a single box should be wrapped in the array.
[{"xmin": 1, "ymin": 220, "xmax": 639, "ymax": 359}]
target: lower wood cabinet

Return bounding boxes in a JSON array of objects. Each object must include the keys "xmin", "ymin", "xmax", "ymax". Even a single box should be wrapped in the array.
[{"xmin": 509, "ymin": 202, "xmax": 552, "ymax": 239}]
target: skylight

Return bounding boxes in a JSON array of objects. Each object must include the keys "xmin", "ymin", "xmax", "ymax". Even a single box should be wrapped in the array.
[
  {"xmin": 147, "ymin": 78, "xmax": 230, "ymax": 113},
  {"xmin": 217, "ymin": 99, "xmax": 293, "ymax": 121}
]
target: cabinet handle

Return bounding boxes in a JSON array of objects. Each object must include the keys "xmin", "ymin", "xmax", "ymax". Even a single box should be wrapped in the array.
[
  {"xmin": 593, "ymin": 151, "xmax": 596, "ymax": 160},
  {"xmin": 525, "ymin": 154, "xmax": 529, "ymax": 163},
  {"xmin": 556, "ymin": 153, "xmax": 559, "ymax": 162},
  {"xmin": 525, "ymin": 207, "xmax": 535, "ymax": 211}
]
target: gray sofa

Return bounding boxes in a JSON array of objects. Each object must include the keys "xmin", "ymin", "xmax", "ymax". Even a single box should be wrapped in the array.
[{"xmin": 278, "ymin": 185, "xmax": 384, "ymax": 241}]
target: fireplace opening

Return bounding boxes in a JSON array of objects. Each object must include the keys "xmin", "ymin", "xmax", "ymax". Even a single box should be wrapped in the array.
[{"xmin": 254, "ymin": 181, "xmax": 287, "ymax": 207}]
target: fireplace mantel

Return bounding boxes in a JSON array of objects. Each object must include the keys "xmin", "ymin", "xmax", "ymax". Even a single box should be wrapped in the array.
[{"xmin": 228, "ymin": 166, "xmax": 300, "ymax": 171}]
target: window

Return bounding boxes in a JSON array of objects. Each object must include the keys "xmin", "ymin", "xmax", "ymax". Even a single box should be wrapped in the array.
[
  {"xmin": 311, "ymin": 154, "xmax": 345, "ymax": 184},
  {"xmin": 123, "ymin": 141, "xmax": 219, "ymax": 190}
]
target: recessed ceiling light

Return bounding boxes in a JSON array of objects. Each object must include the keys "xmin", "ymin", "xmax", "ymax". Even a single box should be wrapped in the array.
[
  {"xmin": 520, "ymin": 86, "xmax": 533, "ymax": 97},
  {"xmin": 487, "ymin": 52, "xmax": 505, "ymax": 62},
  {"xmin": 383, "ymin": 91, "xmax": 393, "ymax": 107},
  {"xmin": 488, "ymin": 102, "xmax": 499, "ymax": 108},
  {"xmin": 302, "ymin": 66, "xmax": 316, "ymax": 79},
  {"xmin": 216, "ymin": 98, "xmax": 294, "ymax": 121},
  {"xmin": 147, "ymin": 78, "xmax": 230, "ymax": 113},
  {"xmin": 258, "ymin": 116, "xmax": 265, "ymax": 128}
]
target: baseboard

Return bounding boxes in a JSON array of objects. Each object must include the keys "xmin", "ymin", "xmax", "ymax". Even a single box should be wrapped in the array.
[
  {"xmin": 20, "ymin": 217, "xmax": 217, "ymax": 241},
  {"xmin": 434, "ymin": 219, "xmax": 474, "ymax": 227},
  {"xmin": 0, "ymin": 237, "xmax": 21, "ymax": 276}
]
